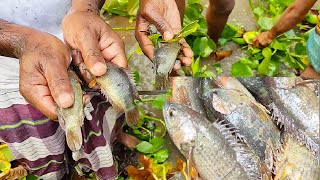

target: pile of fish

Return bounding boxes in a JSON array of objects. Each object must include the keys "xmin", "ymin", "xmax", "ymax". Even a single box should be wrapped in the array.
[
  {"xmin": 164, "ymin": 77, "xmax": 320, "ymax": 180},
  {"xmin": 57, "ymin": 63, "xmax": 140, "ymax": 152}
]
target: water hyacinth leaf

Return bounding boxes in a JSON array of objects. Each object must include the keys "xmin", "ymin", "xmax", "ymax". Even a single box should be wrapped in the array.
[
  {"xmin": 149, "ymin": 149, "xmax": 169, "ymax": 163},
  {"xmin": 258, "ymin": 59, "xmax": 279, "ymax": 76},
  {"xmin": 243, "ymin": 31, "xmax": 258, "ymax": 44},
  {"xmin": 239, "ymin": 58, "xmax": 259, "ymax": 69},
  {"xmin": 193, "ymin": 37, "xmax": 216, "ymax": 58},
  {"xmin": 191, "ymin": 56, "xmax": 201, "ymax": 76},
  {"xmin": 127, "ymin": 0, "xmax": 139, "ymax": 16},
  {"xmin": 231, "ymin": 61, "xmax": 253, "ymax": 76},
  {"xmin": 294, "ymin": 42, "xmax": 306, "ymax": 55},
  {"xmin": 148, "ymin": 34, "xmax": 162, "ymax": 46},
  {"xmin": 133, "ymin": 71, "xmax": 140, "ymax": 86},
  {"xmin": 262, "ymin": 47, "xmax": 272, "ymax": 59},
  {"xmin": 253, "ymin": 7, "xmax": 264, "ymax": 17},
  {"xmin": 258, "ymin": 17, "xmax": 274, "ymax": 30},
  {"xmin": 136, "ymin": 141, "xmax": 154, "ymax": 154},
  {"xmin": 270, "ymin": 40, "xmax": 284, "ymax": 50},
  {"xmin": 175, "ymin": 20, "xmax": 199, "ymax": 39},
  {"xmin": 188, "ymin": 0, "xmax": 200, "ymax": 4},
  {"xmin": 184, "ymin": 3, "xmax": 203, "ymax": 21},
  {"xmin": 232, "ymin": 37, "xmax": 247, "ymax": 45},
  {"xmin": 152, "ymin": 93, "xmax": 169, "ymax": 109}
]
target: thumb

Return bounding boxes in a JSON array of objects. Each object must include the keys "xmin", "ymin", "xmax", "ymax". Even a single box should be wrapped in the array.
[
  {"xmin": 144, "ymin": 12, "xmax": 174, "ymax": 41},
  {"xmin": 45, "ymin": 59, "xmax": 74, "ymax": 109},
  {"xmin": 78, "ymin": 32, "xmax": 107, "ymax": 76}
]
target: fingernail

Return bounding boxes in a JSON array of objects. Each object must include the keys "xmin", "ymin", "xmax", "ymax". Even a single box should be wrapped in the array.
[
  {"xmin": 91, "ymin": 62, "xmax": 107, "ymax": 76},
  {"xmin": 163, "ymin": 31, "xmax": 173, "ymax": 41},
  {"xmin": 58, "ymin": 93, "xmax": 73, "ymax": 108}
]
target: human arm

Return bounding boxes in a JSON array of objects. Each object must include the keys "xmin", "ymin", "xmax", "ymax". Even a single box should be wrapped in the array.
[
  {"xmin": 0, "ymin": 19, "xmax": 73, "ymax": 119},
  {"xmin": 62, "ymin": 0, "xmax": 127, "ymax": 77},
  {"xmin": 254, "ymin": 0, "xmax": 317, "ymax": 47},
  {"xmin": 134, "ymin": 0, "xmax": 193, "ymax": 69}
]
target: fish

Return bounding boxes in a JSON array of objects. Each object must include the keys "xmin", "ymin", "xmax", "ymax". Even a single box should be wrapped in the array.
[
  {"xmin": 264, "ymin": 78, "xmax": 320, "ymax": 157},
  {"xmin": 171, "ymin": 77, "xmax": 206, "ymax": 115},
  {"xmin": 163, "ymin": 102, "xmax": 262, "ymax": 180},
  {"xmin": 153, "ymin": 42, "xmax": 181, "ymax": 90},
  {"xmin": 95, "ymin": 62, "xmax": 140, "ymax": 127},
  {"xmin": 202, "ymin": 88, "xmax": 282, "ymax": 170},
  {"xmin": 272, "ymin": 135, "xmax": 320, "ymax": 179},
  {"xmin": 57, "ymin": 70, "xmax": 84, "ymax": 152}
]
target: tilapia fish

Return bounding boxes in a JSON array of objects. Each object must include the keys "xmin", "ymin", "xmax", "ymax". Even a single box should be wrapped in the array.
[
  {"xmin": 153, "ymin": 42, "xmax": 181, "ymax": 90},
  {"xmin": 202, "ymin": 88, "xmax": 282, "ymax": 166},
  {"xmin": 273, "ymin": 135, "xmax": 320, "ymax": 179},
  {"xmin": 95, "ymin": 62, "xmax": 140, "ymax": 127},
  {"xmin": 163, "ymin": 102, "xmax": 262, "ymax": 180},
  {"xmin": 171, "ymin": 77, "xmax": 206, "ymax": 115},
  {"xmin": 264, "ymin": 78, "xmax": 320, "ymax": 157},
  {"xmin": 57, "ymin": 70, "xmax": 84, "ymax": 152}
]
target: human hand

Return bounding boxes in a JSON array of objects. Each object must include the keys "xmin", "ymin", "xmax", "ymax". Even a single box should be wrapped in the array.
[
  {"xmin": 19, "ymin": 29, "xmax": 74, "ymax": 120},
  {"xmin": 253, "ymin": 31, "xmax": 276, "ymax": 47},
  {"xmin": 135, "ymin": 0, "xmax": 193, "ymax": 69},
  {"xmin": 62, "ymin": 9, "xmax": 127, "ymax": 78}
]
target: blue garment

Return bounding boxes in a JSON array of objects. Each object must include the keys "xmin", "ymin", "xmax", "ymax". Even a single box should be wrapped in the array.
[{"xmin": 307, "ymin": 28, "xmax": 320, "ymax": 73}]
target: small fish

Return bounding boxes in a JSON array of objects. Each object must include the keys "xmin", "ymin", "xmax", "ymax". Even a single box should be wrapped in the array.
[
  {"xmin": 154, "ymin": 42, "xmax": 181, "ymax": 90},
  {"xmin": 57, "ymin": 70, "xmax": 84, "ymax": 152},
  {"xmin": 171, "ymin": 77, "xmax": 206, "ymax": 115},
  {"xmin": 272, "ymin": 135, "xmax": 320, "ymax": 179},
  {"xmin": 163, "ymin": 102, "xmax": 262, "ymax": 180},
  {"xmin": 95, "ymin": 62, "xmax": 140, "ymax": 127}
]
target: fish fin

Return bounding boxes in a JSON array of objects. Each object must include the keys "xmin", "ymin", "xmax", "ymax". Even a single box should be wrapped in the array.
[
  {"xmin": 125, "ymin": 107, "xmax": 140, "ymax": 126},
  {"xmin": 154, "ymin": 74, "xmax": 169, "ymax": 90},
  {"xmin": 66, "ymin": 127, "xmax": 83, "ymax": 151},
  {"xmin": 272, "ymin": 135, "xmax": 289, "ymax": 178},
  {"xmin": 268, "ymin": 102, "xmax": 319, "ymax": 155},
  {"xmin": 264, "ymin": 139, "xmax": 276, "ymax": 178},
  {"xmin": 123, "ymin": 68, "xmax": 141, "ymax": 100},
  {"xmin": 214, "ymin": 119, "xmax": 261, "ymax": 179},
  {"xmin": 173, "ymin": 86, "xmax": 192, "ymax": 107}
]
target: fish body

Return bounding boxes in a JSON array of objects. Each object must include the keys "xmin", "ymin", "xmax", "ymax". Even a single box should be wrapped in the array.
[
  {"xmin": 95, "ymin": 62, "xmax": 140, "ymax": 126},
  {"xmin": 57, "ymin": 70, "xmax": 84, "ymax": 151},
  {"xmin": 154, "ymin": 42, "xmax": 180, "ymax": 90},
  {"xmin": 265, "ymin": 78, "xmax": 320, "ymax": 156},
  {"xmin": 163, "ymin": 102, "xmax": 262, "ymax": 180},
  {"xmin": 202, "ymin": 88, "xmax": 282, "ymax": 163},
  {"xmin": 171, "ymin": 77, "xmax": 206, "ymax": 115},
  {"xmin": 273, "ymin": 135, "xmax": 320, "ymax": 179}
]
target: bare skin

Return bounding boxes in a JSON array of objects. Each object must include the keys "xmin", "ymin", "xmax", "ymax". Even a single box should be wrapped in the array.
[
  {"xmin": 206, "ymin": 0, "xmax": 235, "ymax": 42},
  {"xmin": 135, "ymin": 0, "xmax": 193, "ymax": 70},
  {"xmin": 254, "ymin": 0, "xmax": 317, "ymax": 47}
]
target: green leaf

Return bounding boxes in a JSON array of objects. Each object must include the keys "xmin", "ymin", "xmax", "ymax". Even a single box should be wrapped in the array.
[
  {"xmin": 218, "ymin": 38, "xmax": 228, "ymax": 46},
  {"xmin": 192, "ymin": 37, "xmax": 216, "ymax": 58},
  {"xmin": 231, "ymin": 61, "xmax": 253, "ymax": 77},
  {"xmin": 136, "ymin": 141, "xmax": 154, "ymax": 154},
  {"xmin": 150, "ymin": 149, "xmax": 169, "ymax": 163},
  {"xmin": 220, "ymin": 23, "xmax": 244, "ymax": 39},
  {"xmin": 133, "ymin": 71, "xmax": 140, "ymax": 86},
  {"xmin": 232, "ymin": 37, "xmax": 247, "ymax": 45},
  {"xmin": 270, "ymin": 40, "xmax": 284, "ymax": 50},
  {"xmin": 239, "ymin": 58, "xmax": 259, "ymax": 69},
  {"xmin": 262, "ymin": 47, "xmax": 272, "ymax": 59},
  {"xmin": 127, "ymin": 0, "xmax": 139, "ymax": 16},
  {"xmin": 253, "ymin": 7, "xmax": 264, "ymax": 17},
  {"xmin": 175, "ymin": 20, "xmax": 199, "ymax": 39},
  {"xmin": 148, "ymin": 34, "xmax": 162, "ymax": 46},
  {"xmin": 152, "ymin": 93, "xmax": 170, "ymax": 110},
  {"xmin": 184, "ymin": 3, "xmax": 203, "ymax": 21},
  {"xmin": 294, "ymin": 42, "xmax": 306, "ymax": 55},
  {"xmin": 191, "ymin": 56, "xmax": 201, "ymax": 76},
  {"xmin": 258, "ymin": 17, "xmax": 274, "ymax": 30},
  {"xmin": 243, "ymin": 31, "xmax": 259, "ymax": 44},
  {"xmin": 188, "ymin": 0, "xmax": 200, "ymax": 4}
]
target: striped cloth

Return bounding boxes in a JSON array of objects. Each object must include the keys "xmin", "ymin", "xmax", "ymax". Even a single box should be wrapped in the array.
[{"xmin": 0, "ymin": 58, "xmax": 120, "ymax": 180}]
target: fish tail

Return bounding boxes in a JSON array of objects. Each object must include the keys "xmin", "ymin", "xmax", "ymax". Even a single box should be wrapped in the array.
[
  {"xmin": 155, "ymin": 74, "xmax": 169, "ymax": 90},
  {"xmin": 66, "ymin": 127, "xmax": 83, "ymax": 151},
  {"xmin": 125, "ymin": 107, "xmax": 140, "ymax": 126}
]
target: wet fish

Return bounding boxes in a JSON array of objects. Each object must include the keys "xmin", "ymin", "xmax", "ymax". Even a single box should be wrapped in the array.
[
  {"xmin": 57, "ymin": 70, "xmax": 84, "ymax": 152},
  {"xmin": 272, "ymin": 135, "xmax": 320, "ymax": 179},
  {"xmin": 265, "ymin": 78, "xmax": 320, "ymax": 157},
  {"xmin": 171, "ymin": 77, "xmax": 206, "ymax": 115},
  {"xmin": 163, "ymin": 102, "xmax": 262, "ymax": 180},
  {"xmin": 202, "ymin": 88, "xmax": 282, "ymax": 166},
  {"xmin": 95, "ymin": 62, "xmax": 140, "ymax": 127},
  {"xmin": 154, "ymin": 42, "xmax": 180, "ymax": 90}
]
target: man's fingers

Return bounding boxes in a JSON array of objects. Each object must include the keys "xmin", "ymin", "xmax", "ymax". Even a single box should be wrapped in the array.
[
  {"xmin": 71, "ymin": 50, "xmax": 84, "ymax": 65},
  {"xmin": 178, "ymin": 55, "xmax": 192, "ymax": 66},
  {"xmin": 20, "ymin": 83, "xmax": 58, "ymax": 120},
  {"xmin": 142, "ymin": 12, "xmax": 174, "ymax": 41},
  {"xmin": 45, "ymin": 59, "xmax": 74, "ymax": 109},
  {"xmin": 79, "ymin": 32, "xmax": 107, "ymax": 76},
  {"xmin": 135, "ymin": 17, "xmax": 155, "ymax": 60},
  {"xmin": 101, "ymin": 42, "xmax": 128, "ymax": 68}
]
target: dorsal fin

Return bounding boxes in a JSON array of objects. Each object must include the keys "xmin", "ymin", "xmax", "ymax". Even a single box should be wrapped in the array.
[
  {"xmin": 272, "ymin": 135, "xmax": 291, "ymax": 179},
  {"xmin": 268, "ymin": 102, "xmax": 319, "ymax": 156},
  {"xmin": 213, "ymin": 119, "xmax": 261, "ymax": 179},
  {"xmin": 122, "ymin": 68, "xmax": 141, "ymax": 100}
]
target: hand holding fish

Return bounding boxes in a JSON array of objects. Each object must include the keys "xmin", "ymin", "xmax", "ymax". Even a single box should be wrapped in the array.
[
  {"xmin": 62, "ymin": 3, "xmax": 127, "ymax": 77},
  {"xmin": 135, "ymin": 0, "xmax": 193, "ymax": 69}
]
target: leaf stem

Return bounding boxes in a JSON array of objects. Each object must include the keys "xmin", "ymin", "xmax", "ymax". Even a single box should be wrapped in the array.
[
  {"xmin": 112, "ymin": 27, "xmax": 135, "ymax": 31},
  {"xmin": 140, "ymin": 114, "xmax": 167, "ymax": 137}
]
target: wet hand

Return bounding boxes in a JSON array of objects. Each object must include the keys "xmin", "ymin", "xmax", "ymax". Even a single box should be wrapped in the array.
[
  {"xmin": 135, "ymin": 0, "xmax": 193, "ymax": 69},
  {"xmin": 19, "ymin": 30, "xmax": 74, "ymax": 120},
  {"xmin": 253, "ymin": 31, "xmax": 276, "ymax": 47},
  {"xmin": 62, "ymin": 9, "xmax": 127, "ymax": 77}
]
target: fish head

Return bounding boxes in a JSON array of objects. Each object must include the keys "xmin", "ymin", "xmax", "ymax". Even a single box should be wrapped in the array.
[{"xmin": 163, "ymin": 102, "xmax": 198, "ymax": 153}]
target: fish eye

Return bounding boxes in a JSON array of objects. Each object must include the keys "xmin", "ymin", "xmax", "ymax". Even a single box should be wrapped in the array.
[{"xmin": 169, "ymin": 108, "xmax": 175, "ymax": 117}]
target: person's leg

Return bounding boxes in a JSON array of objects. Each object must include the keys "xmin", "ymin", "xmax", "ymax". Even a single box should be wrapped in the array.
[
  {"xmin": 206, "ymin": 0, "xmax": 235, "ymax": 42},
  {"xmin": 300, "ymin": 66, "xmax": 320, "ymax": 80}
]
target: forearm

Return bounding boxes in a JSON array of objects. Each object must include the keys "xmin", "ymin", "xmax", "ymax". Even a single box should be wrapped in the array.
[
  {"xmin": 270, "ymin": 0, "xmax": 317, "ymax": 37},
  {"xmin": 70, "ymin": 0, "xmax": 105, "ymax": 13},
  {"xmin": 0, "ymin": 19, "xmax": 28, "ymax": 58}
]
